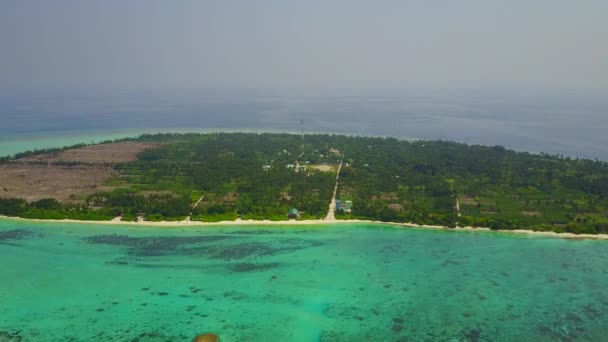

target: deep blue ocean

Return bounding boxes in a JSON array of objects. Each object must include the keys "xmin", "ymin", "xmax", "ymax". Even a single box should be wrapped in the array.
[{"xmin": 1, "ymin": 89, "xmax": 607, "ymax": 160}]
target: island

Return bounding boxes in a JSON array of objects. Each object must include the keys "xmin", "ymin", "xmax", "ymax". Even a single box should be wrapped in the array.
[{"xmin": 1, "ymin": 132, "xmax": 608, "ymax": 235}]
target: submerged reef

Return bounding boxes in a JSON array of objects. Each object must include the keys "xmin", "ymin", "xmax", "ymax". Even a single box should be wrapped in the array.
[
  {"xmin": 83, "ymin": 234, "xmax": 232, "ymax": 256},
  {"xmin": 83, "ymin": 234, "xmax": 322, "ymax": 260},
  {"xmin": 0, "ymin": 229, "xmax": 41, "ymax": 243},
  {"xmin": 0, "ymin": 330, "xmax": 23, "ymax": 342},
  {"xmin": 230, "ymin": 262, "xmax": 279, "ymax": 272}
]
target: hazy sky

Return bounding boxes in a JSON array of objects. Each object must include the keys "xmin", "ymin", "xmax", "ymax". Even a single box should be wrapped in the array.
[{"xmin": 1, "ymin": 0, "xmax": 607, "ymax": 93}]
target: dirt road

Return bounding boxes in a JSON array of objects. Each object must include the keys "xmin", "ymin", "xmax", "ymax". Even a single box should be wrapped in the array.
[{"xmin": 325, "ymin": 158, "xmax": 343, "ymax": 221}]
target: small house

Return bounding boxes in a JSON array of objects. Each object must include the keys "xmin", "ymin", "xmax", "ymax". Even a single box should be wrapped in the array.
[
  {"xmin": 344, "ymin": 200, "xmax": 353, "ymax": 212},
  {"xmin": 336, "ymin": 199, "xmax": 342, "ymax": 210},
  {"xmin": 287, "ymin": 208, "xmax": 299, "ymax": 219},
  {"xmin": 262, "ymin": 165, "xmax": 271, "ymax": 171}
]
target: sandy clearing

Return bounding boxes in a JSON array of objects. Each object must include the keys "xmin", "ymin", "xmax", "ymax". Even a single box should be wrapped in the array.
[
  {"xmin": 309, "ymin": 164, "xmax": 337, "ymax": 172},
  {"xmin": 0, "ymin": 164, "xmax": 118, "ymax": 202}
]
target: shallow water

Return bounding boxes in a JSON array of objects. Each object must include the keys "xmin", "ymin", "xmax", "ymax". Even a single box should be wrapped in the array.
[{"xmin": 1, "ymin": 219, "xmax": 608, "ymax": 341}]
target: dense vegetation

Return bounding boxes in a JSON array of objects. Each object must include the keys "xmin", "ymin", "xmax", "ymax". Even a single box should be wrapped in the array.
[
  {"xmin": 0, "ymin": 198, "xmax": 119, "ymax": 221},
  {"xmin": 91, "ymin": 133, "xmax": 338, "ymax": 221},
  {"xmin": 2, "ymin": 132, "xmax": 608, "ymax": 234},
  {"xmin": 336, "ymin": 138, "xmax": 608, "ymax": 234}
]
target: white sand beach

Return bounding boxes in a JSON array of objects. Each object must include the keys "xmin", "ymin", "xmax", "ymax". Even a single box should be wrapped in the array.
[{"xmin": 2, "ymin": 215, "xmax": 608, "ymax": 240}]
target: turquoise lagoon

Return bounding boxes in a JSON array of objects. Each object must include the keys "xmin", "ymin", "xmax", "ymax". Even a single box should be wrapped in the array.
[{"xmin": 1, "ymin": 219, "xmax": 608, "ymax": 341}]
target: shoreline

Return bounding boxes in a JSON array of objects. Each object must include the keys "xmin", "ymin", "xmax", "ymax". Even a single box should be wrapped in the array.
[{"xmin": 2, "ymin": 215, "xmax": 607, "ymax": 240}]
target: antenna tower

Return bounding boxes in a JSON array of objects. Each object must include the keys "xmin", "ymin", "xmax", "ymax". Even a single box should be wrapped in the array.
[{"xmin": 300, "ymin": 119, "xmax": 304, "ymax": 157}]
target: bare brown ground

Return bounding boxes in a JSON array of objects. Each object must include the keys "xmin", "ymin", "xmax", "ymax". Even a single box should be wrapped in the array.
[
  {"xmin": 139, "ymin": 190, "xmax": 177, "ymax": 197},
  {"xmin": 0, "ymin": 141, "xmax": 160, "ymax": 203},
  {"xmin": 0, "ymin": 164, "xmax": 118, "ymax": 202},
  {"xmin": 22, "ymin": 142, "xmax": 160, "ymax": 164}
]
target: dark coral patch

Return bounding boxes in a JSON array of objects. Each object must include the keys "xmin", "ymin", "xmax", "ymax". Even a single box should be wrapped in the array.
[
  {"xmin": 582, "ymin": 305, "xmax": 602, "ymax": 319},
  {"xmin": 391, "ymin": 324, "xmax": 403, "ymax": 332},
  {"xmin": 105, "ymin": 260, "xmax": 128, "ymax": 265},
  {"xmin": 565, "ymin": 312, "xmax": 583, "ymax": 323},
  {"xmin": 0, "ymin": 229, "xmax": 41, "ymax": 242},
  {"xmin": 223, "ymin": 290, "xmax": 247, "ymax": 301},
  {"xmin": 198, "ymin": 239, "xmax": 321, "ymax": 260},
  {"xmin": 475, "ymin": 292, "xmax": 486, "ymax": 301},
  {"xmin": 461, "ymin": 329, "xmax": 481, "ymax": 342},
  {"xmin": 83, "ymin": 234, "xmax": 233, "ymax": 257},
  {"xmin": 228, "ymin": 230, "xmax": 274, "ymax": 235},
  {"xmin": 83, "ymin": 234, "xmax": 321, "ymax": 260},
  {"xmin": 0, "ymin": 330, "xmax": 22, "ymax": 341},
  {"xmin": 537, "ymin": 325, "xmax": 573, "ymax": 340},
  {"xmin": 199, "ymin": 242, "xmax": 276, "ymax": 260},
  {"xmin": 230, "ymin": 262, "xmax": 279, "ymax": 272}
]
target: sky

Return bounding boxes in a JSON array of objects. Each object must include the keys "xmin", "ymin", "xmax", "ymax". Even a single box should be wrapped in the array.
[{"xmin": 1, "ymin": 0, "xmax": 607, "ymax": 94}]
